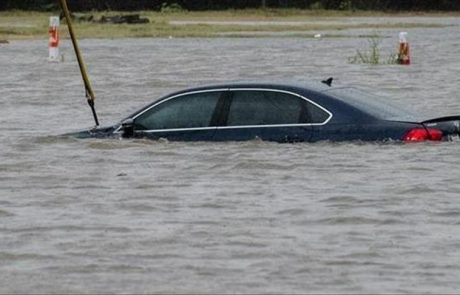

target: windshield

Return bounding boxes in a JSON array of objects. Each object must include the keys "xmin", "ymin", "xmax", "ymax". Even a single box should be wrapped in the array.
[{"xmin": 324, "ymin": 87, "xmax": 421, "ymax": 122}]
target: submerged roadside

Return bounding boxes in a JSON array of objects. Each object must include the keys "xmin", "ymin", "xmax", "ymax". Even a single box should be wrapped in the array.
[{"xmin": 1, "ymin": 9, "xmax": 459, "ymax": 40}]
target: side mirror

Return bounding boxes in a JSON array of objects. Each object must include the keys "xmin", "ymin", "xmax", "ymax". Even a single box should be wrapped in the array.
[{"xmin": 121, "ymin": 118, "xmax": 134, "ymax": 138}]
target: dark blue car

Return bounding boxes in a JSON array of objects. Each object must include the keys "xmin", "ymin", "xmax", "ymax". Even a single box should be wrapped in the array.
[{"xmin": 70, "ymin": 82, "xmax": 460, "ymax": 143}]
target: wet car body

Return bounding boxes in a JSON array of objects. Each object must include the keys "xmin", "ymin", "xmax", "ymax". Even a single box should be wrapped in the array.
[{"xmin": 70, "ymin": 82, "xmax": 460, "ymax": 143}]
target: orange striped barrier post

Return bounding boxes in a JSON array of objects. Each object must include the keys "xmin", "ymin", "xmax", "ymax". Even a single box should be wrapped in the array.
[
  {"xmin": 398, "ymin": 32, "xmax": 410, "ymax": 65},
  {"xmin": 49, "ymin": 16, "xmax": 60, "ymax": 62}
]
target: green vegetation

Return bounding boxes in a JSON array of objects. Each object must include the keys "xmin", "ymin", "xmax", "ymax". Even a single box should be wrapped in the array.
[
  {"xmin": 348, "ymin": 35, "xmax": 398, "ymax": 65},
  {"xmin": 160, "ymin": 3, "xmax": 186, "ymax": 13},
  {"xmin": 0, "ymin": 10, "xmax": 456, "ymax": 40}
]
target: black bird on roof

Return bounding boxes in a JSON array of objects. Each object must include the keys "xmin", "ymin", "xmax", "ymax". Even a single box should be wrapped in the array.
[{"xmin": 321, "ymin": 77, "xmax": 333, "ymax": 87}]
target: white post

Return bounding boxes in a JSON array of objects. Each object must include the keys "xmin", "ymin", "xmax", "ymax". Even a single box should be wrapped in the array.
[{"xmin": 49, "ymin": 16, "xmax": 60, "ymax": 62}]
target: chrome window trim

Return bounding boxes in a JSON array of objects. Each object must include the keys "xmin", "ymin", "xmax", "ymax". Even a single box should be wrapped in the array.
[
  {"xmin": 142, "ymin": 127, "xmax": 216, "ymax": 133},
  {"xmin": 115, "ymin": 87, "xmax": 333, "ymax": 134}
]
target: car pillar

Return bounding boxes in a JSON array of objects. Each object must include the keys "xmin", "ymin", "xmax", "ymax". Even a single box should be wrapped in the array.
[{"xmin": 121, "ymin": 119, "xmax": 135, "ymax": 138}]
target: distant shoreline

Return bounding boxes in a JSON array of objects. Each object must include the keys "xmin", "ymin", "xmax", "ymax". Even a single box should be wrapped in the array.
[{"xmin": 1, "ymin": 9, "xmax": 459, "ymax": 40}]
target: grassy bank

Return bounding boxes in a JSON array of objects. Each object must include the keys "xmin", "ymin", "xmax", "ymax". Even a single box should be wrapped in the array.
[{"xmin": 0, "ymin": 9, "xmax": 458, "ymax": 40}]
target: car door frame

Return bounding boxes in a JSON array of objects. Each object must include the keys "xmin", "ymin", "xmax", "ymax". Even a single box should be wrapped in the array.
[
  {"xmin": 124, "ymin": 88, "xmax": 230, "ymax": 141},
  {"xmin": 213, "ymin": 87, "xmax": 333, "ymax": 142}
]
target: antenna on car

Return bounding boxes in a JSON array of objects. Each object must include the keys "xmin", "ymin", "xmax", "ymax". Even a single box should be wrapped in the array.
[
  {"xmin": 59, "ymin": 0, "xmax": 100, "ymax": 127},
  {"xmin": 321, "ymin": 77, "xmax": 333, "ymax": 87}
]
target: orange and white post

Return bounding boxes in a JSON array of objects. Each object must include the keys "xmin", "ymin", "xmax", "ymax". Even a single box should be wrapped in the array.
[
  {"xmin": 398, "ymin": 32, "xmax": 410, "ymax": 65},
  {"xmin": 48, "ymin": 16, "xmax": 60, "ymax": 62}
]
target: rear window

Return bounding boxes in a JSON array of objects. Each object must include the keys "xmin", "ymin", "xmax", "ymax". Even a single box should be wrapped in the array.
[
  {"xmin": 225, "ymin": 90, "xmax": 331, "ymax": 126},
  {"xmin": 324, "ymin": 87, "xmax": 421, "ymax": 122},
  {"xmin": 227, "ymin": 91, "xmax": 303, "ymax": 126}
]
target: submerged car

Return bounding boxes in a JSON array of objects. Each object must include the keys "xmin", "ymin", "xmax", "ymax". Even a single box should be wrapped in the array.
[{"xmin": 70, "ymin": 81, "xmax": 460, "ymax": 143}]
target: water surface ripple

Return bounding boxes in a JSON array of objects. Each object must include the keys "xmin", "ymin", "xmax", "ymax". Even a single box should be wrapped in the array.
[{"xmin": 1, "ymin": 17, "xmax": 460, "ymax": 293}]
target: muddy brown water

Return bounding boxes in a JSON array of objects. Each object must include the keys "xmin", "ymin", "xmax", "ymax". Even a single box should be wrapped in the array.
[{"xmin": 1, "ymin": 17, "xmax": 460, "ymax": 293}]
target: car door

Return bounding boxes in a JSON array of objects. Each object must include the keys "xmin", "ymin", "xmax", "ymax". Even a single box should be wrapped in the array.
[
  {"xmin": 213, "ymin": 89, "xmax": 317, "ymax": 142},
  {"xmin": 132, "ymin": 90, "xmax": 225, "ymax": 141}
]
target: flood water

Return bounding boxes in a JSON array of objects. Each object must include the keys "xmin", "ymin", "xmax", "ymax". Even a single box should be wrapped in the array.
[{"xmin": 1, "ymin": 17, "xmax": 460, "ymax": 293}]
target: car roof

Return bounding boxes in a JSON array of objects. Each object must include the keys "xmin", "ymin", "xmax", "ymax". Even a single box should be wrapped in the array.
[
  {"xmin": 187, "ymin": 82, "xmax": 420, "ymax": 122},
  {"xmin": 124, "ymin": 80, "xmax": 420, "ymax": 124},
  {"xmin": 122, "ymin": 81, "xmax": 333, "ymax": 122},
  {"xmin": 122, "ymin": 80, "xmax": 349, "ymax": 121},
  {"xmin": 171, "ymin": 80, "xmax": 334, "ymax": 94}
]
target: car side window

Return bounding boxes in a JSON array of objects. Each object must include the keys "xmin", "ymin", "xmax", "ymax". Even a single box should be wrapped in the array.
[
  {"xmin": 226, "ymin": 90, "xmax": 329, "ymax": 126},
  {"xmin": 227, "ymin": 91, "xmax": 304, "ymax": 126},
  {"xmin": 134, "ymin": 91, "xmax": 221, "ymax": 130},
  {"xmin": 307, "ymin": 101, "xmax": 330, "ymax": 124}
]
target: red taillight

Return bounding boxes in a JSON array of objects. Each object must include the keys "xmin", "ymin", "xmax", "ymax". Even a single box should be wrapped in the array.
[
  {"xmin": 427, "ymin": 128, "xmax": 443, "ymax": 141},
  {"xmin": 403, "ymin": 128, "xmax": 443, "ymax": 142}
]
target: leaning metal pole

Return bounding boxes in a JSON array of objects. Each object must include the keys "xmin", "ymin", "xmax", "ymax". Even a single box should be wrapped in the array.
[{"xmin": 59, "ymin": 0, "xmax": 100, "ymax": 127}]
